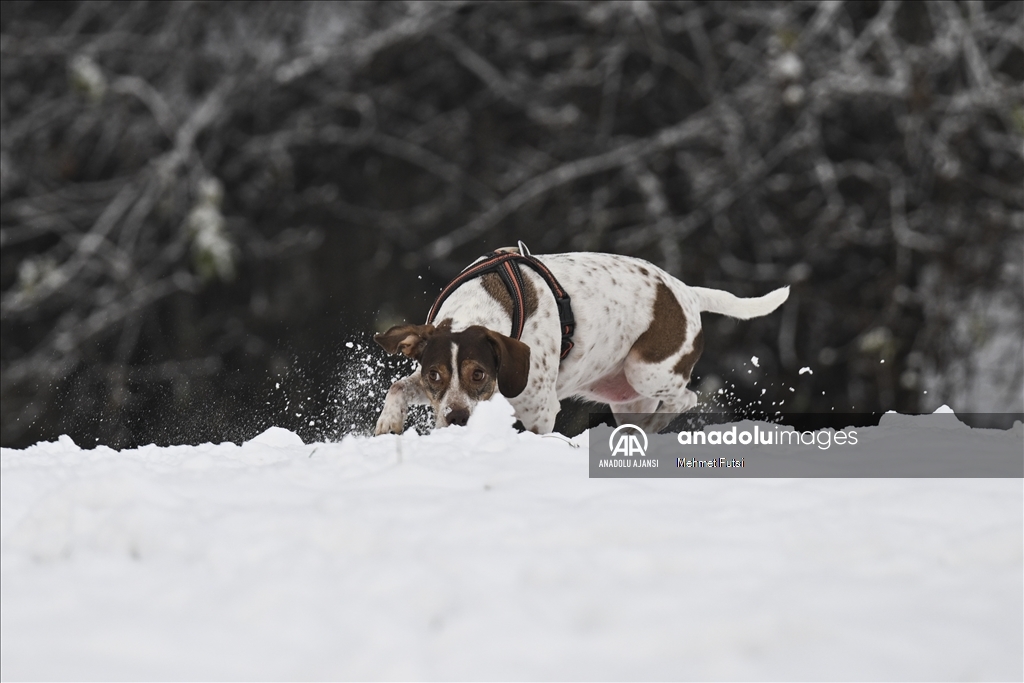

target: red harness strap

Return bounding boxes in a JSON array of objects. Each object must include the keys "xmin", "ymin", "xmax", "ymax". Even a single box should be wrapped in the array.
[{"xmin": 426, "ymin": 251, "xmax": 576, "ymax": 360}]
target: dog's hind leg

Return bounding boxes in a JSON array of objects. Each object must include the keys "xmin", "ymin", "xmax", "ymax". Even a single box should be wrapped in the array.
[{"xmin": 622, "ymin": 323, "xmax": 705, "ymax": 432}]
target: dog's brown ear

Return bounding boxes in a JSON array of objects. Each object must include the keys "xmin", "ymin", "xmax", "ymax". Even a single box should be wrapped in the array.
[
  {"xmin": 374, "ymin": 324, "xmax": 435, "ymax": 360},
  {"xmin": 484, "ymin": 329, "xmax": 531, "ymax": 398}
]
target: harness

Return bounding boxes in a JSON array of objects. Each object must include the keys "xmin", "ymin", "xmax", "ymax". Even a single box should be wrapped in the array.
[{"xmin": 426, "ymin": 246, "xmax": 576, "ymax": 360}]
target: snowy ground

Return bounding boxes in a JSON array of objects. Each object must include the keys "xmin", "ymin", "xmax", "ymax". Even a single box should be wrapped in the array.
[{"xmin": 2, "ymin": 398, "xmax": 1021, "ymax": 681}]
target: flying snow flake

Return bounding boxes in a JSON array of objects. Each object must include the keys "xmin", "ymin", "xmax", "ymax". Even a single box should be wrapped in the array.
[
  {"xmin": 799, "ymin": 367, "xmax": 813, "ymax": 375},
  {"xmin": 346, "ymin": 342, "xmax": 354, "ymax": 348},
  {"xmin": 751, "ymin": 356, "xmax": 760, "ymax": 367}
]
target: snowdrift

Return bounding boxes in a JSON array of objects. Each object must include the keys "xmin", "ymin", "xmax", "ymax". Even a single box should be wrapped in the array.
[{"xmin": 2, "ymin": 399, "xmax": 1021, "ymax": 680}]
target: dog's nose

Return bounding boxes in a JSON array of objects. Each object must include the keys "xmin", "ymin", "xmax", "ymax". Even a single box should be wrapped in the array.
[{"xmin": 447, "ymin": 408, "xmax": 470, "ymax": 426}]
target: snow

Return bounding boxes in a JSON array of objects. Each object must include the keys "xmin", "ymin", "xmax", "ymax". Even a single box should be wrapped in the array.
[
  {"xmin": 247, "ymin": 426, "xmax": 306, "ymax": 448},
  {"xmin": 2, "ymin": 397, "xmax": 1021, "ymax": 680},
  {"xmin": 799, "ymin": 366, "xmax": 813, "ymax": 375}
]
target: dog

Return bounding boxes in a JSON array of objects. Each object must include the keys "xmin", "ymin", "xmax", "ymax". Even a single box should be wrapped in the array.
[{"xmin": 374, "ymin": 247, "xmax": 788, "ymax": 435}]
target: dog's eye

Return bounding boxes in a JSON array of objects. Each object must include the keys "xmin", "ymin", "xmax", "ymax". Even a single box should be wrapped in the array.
[
  {"xmin": 471, "ymin": 369, "xmax": 485, "ymax": 382},
  {"xmin": 427, "ymin": 370, "xmax": 441, "ymax": 382}
]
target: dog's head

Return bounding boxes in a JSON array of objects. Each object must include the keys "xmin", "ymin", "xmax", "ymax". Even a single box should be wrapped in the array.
[{"xmin": 374, "ymin": 323, "xmax": 531, "ymax": 427}]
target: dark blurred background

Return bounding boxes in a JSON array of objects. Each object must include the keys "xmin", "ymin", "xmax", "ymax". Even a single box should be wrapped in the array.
[{"xmin": 1, "ymin": 1, "xmax": 1021, "ymax": 448}]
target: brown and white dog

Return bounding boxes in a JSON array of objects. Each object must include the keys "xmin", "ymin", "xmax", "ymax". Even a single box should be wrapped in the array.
[{"xmin": 374, "ymin": 250, "xmax": 788, "ymax": 435}]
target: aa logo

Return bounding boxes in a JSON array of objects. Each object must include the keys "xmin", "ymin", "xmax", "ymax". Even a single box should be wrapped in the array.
[{"xmin": 609, "ymin": 424, "xmax": 648, "ymax": 457}]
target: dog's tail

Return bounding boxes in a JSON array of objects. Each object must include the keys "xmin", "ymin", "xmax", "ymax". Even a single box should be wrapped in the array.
[{"xmin": 693, "ymin": 285, "xmax": 789, "ymax": 319}]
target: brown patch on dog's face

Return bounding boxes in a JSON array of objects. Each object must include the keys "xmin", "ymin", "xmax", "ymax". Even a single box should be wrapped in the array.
[
  {"xmin": 632, "ymin": 282, "xmax": 686, "ymax": 362},
  {"xmin": 457, "ymin": 346, "xmax": 498, "ymax": 403},
  {"xmin": 419, "ymin": 342, "xmax": 454, "ymax": 404}
]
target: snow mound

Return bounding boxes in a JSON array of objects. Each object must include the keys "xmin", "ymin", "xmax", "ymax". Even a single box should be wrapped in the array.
[
  {"xmin": 20, "ymin": 433, "xmax": 82, "ymax": 455},
  {"xmin": 466, "ymin": 393, "xmax": 518, "ymax": 436},
  {"xmin": 246, "ymin": 426, "xmax": 304, "ymax": 448},
  {"xmin": 879, "ymin": 404, "xmax": 964, "ymax": 429}
]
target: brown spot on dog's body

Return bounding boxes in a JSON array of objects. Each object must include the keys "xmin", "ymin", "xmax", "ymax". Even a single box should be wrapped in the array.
[
  {"xmin": 480, "ymin": 272, "xmax": 538, "ymax": 320},
  {"xmin": 673, "ymin": 328, "xmax": 704, "ymax": 379},
  {"xmin": 632, "ymin": 282, "xmax": 686, "ymax": 362}
]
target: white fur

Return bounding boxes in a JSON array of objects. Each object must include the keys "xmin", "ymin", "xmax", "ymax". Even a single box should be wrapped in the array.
[
  {"xmin": 691, "ymin": 285, "xmax": 790, "ymax": 319},
  {"xmin": 438, "ymin": 342, "xmax": 464, "ymax": 420}
]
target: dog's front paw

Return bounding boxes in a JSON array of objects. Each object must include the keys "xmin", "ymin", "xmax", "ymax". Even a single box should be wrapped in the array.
[{"xmin": 374, "ymin": 409, "xmax": 405, "ymax": 436}]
